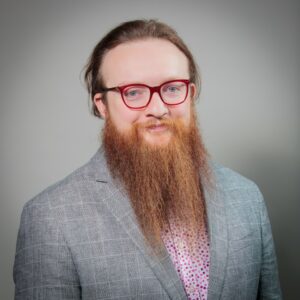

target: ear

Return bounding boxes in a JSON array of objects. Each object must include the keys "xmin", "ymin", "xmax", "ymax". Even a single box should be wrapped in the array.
[
  {"xmin": 189, "ymin": 83, "xmax": 197, "ymax": 100},
  {"xmin": 93, "ymin": 93, "xmax": 108, "ymax": 119}
]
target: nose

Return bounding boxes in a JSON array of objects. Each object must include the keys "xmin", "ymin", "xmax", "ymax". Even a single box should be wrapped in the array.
[{"xmin": 145, "ymin": 91, "xmax": 168, "ymax": 118}]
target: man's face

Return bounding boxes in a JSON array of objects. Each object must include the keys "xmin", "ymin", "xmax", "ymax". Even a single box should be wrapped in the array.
[{"xmin": 94, "ymin": 38, "xmax": 196, "ymax": 146}]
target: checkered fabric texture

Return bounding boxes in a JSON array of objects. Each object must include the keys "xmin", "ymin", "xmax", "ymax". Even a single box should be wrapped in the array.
[{"xmin": 14, "ymin": 149, "xmax": 282, "ymax": 299}]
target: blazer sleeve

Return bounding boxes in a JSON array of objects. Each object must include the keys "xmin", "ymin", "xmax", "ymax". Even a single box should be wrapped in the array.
[
  {"xmin": 13, "ymin": 199, "xmax": 81, "ymax": 299},
  {"xmin": 257, "ymin": 189, "xmax": 282, "ymax": 299}
]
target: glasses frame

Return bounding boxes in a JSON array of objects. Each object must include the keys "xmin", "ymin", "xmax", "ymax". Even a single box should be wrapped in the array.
[{"xmin": 98, "ymin": 79, "xmax": 191, "ymax": 109}]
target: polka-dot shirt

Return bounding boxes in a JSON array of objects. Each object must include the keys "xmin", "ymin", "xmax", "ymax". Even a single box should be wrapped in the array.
[{"xmin": 162, "ymin": 221, "xmax": 210, "ymax": 300}]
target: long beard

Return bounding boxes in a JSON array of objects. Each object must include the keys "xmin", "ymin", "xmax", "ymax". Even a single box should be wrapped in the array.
[{"xmin": 102, "ymin": 112, "xmax": 212, "ymax": 251}]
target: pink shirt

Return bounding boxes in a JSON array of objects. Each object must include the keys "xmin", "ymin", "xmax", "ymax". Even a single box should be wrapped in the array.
[{"xmin": 162, "ymin": 222, "xmax": 210, "ymax": 300}]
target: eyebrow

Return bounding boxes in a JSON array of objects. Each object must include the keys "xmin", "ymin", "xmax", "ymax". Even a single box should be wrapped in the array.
[{"xmin": 115, "ymin": 77, "xmax": 187, "ymax": 87}]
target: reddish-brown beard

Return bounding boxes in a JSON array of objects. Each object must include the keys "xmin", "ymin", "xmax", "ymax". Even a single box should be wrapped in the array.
[{"xmin": 103, "ymin": 112, "xmax": 212, "ymax": 251}]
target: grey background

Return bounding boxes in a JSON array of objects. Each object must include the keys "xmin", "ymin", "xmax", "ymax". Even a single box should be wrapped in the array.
[{"xmin": 0, "ymin": 0, "xmax": 299, "ymax": 299}]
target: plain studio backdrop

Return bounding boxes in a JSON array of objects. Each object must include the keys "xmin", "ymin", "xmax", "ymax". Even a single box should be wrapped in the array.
[{"xmin": 0, "ymin": 0, "xmax": 299, "ymax": 299}]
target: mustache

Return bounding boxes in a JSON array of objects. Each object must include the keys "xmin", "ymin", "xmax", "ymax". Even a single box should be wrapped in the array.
[{"xmin": 134, "ymin": 118, "xmax": 177, "ymax": 130}]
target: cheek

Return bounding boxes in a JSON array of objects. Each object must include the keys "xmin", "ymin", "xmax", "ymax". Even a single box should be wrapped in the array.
[
  {"xmin": 170, "ymin": 101, "xmax": 191, "ymax": 124},
  {"xmin": 108, "ymin": 102, "xmax": 140, "ymax": 131}
]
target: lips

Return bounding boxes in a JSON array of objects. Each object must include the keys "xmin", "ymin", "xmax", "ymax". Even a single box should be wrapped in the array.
[
  {"xmin": 147, "ymin": 124, "xmax": 167, "ymax": 130},
  {"xmin": 145, "ymin": 123, "xmax": 170, "ymax": 132}
]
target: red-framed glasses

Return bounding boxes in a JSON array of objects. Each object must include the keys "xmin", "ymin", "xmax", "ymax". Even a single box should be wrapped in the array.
[{"xmin": 98, "ymin": 79, "xmax": 191, "ymax": 109}]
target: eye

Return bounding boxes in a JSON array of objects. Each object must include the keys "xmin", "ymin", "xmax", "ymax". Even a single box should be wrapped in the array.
[
  {"xmin": 124, "ymin": 88, "xmax": 142, "ymax": 97},
  {"xmin": 167, "ymin": 86, "xmax": 179, "ymax": 92},
  {"xmin": 162, "ymin": 83, "xmax": 184, "ymax": 94},
  {"xmin": 126, "ymin": 90, "xmax": 139, "ymax": 97},
  {"xmin": 123, "ymin": 86, "xmax": 148, "ymax": 102}
]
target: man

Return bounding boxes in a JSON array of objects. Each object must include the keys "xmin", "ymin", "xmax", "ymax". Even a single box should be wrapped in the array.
[{"xmin": 14, "ymin": 20, "xmax": 281, "ymax": 300}]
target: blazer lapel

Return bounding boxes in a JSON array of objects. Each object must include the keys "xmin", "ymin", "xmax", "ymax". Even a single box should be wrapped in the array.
[
  {"xmin": 204, "ymin": 183, "xmax": 228, "ymax": 300},
  {"xmin": 92, "ymin": 149, "xmax": 187, "ymax": 300},
  {"xmin": 104, "ymin": 184, "xmax": 187, "ymax": 299}
]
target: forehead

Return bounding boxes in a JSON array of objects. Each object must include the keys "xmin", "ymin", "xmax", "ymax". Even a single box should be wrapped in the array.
[{"xmin": 101, "ymin": 38, "xmax": 189, "ymax": 87}]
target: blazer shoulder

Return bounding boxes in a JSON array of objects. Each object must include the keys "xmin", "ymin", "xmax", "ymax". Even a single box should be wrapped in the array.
[
  {"xmin": 23, "ymin": 150, "xmax": 106, "ymax": 211},
  {"xmin": 210, "ymin": 160, "xmax": 261, "ymax": 193},
  {"xmin": 209, "ymin": 161, "xmax": 266, "ymax": 221}
]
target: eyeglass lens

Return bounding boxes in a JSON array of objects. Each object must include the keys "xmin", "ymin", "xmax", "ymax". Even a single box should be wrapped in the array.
[{"xmin": 122, "ymin": 81, "xmax": 188, "ymax": 108}]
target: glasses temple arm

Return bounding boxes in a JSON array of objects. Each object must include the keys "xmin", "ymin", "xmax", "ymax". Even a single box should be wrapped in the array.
[{"xmin": 97, "ymin": 87, "xmax": 119, "ymax": 93}]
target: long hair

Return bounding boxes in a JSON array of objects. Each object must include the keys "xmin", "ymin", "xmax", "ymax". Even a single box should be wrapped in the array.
[{"xmin": 84, "ymin": 19, "xmax": 201, "ymax": 118}]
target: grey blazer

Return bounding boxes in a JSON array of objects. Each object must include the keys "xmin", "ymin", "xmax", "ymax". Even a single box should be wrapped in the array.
[{"xmin": 14, "ymin": 149, "xmax": 281, "ymax": 299}]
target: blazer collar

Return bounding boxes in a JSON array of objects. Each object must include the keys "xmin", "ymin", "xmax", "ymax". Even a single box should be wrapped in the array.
[{"xmin": 91, "ymin": 148, "xmax": 228, "ymax": 300}]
